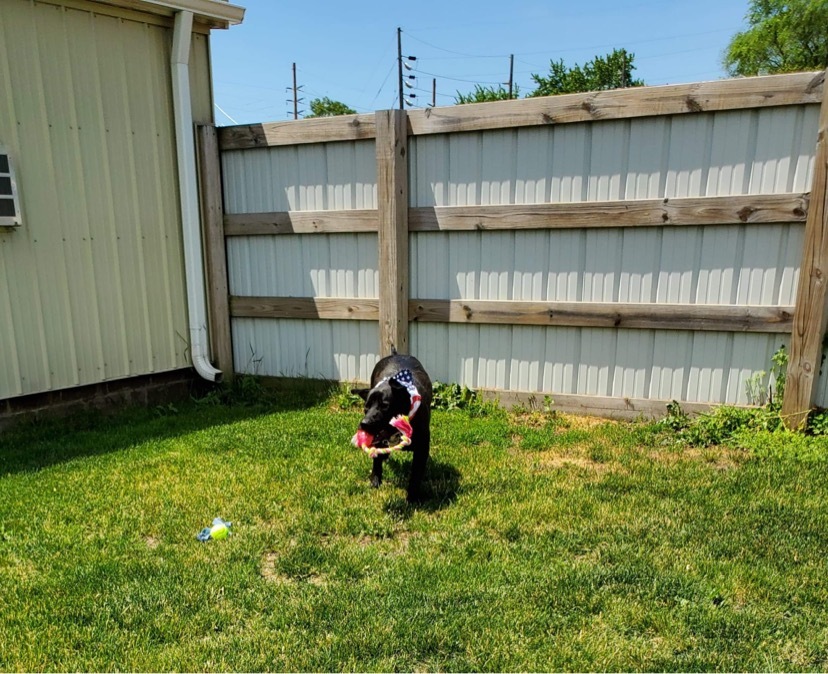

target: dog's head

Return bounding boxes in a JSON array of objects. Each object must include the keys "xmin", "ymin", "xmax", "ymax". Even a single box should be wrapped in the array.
[{"xmin": 352, "ymin": 379, "xmax": 411, "ymax": 441}]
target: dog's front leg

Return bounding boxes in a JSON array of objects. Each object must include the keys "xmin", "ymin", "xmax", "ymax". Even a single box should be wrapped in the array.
[
  {"xmin": 407, "ymin": 428, "xmax": 430, "ymax": 503},
  {"xmin": 370, "ymin": 456, "xmax": 385, "ymax": 488}
]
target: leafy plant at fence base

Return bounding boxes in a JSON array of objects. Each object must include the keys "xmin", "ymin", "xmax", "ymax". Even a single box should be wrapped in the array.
[
  {"xmin": 681, "ymin": 405, "xmax": 762, "ymax": 447},
  {"xmin": 660, "ymin": 400, "xmax": 691, "ymax": 433},
  {"xmin": 331, "ymin": 384, "xmax": 364, "ymax": 411},
  {"xmin": 195, "ymin": 374, "xmax": 270, "ymax": 407},
  {"xmin": 653, "ymin": 345, "xmax": 823, "ymax": 448},
  {"xmin": 808, "ymin": 409, "xmax": 828, "ymax": 436},
  {"xmin": 744, "ymin": 370, "xmax": 768, "ymax": 406},
  {"xmin": 431, "ymin": 382, "xmax": 478, "ymax": 411},
  {"xmin": 770, "ymin": 344, "xmax": 788, "ymax": 406}
]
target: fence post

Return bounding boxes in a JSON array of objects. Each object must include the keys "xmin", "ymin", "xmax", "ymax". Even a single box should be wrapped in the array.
[
  {"xmin": 783, "ymin": 70, "xmax": 828, "ymax": 429},
  {"xmin": 375, "ymin": 109, "xmax": 409, "ymax": 356},
  {"xmin": 196, "ymin": 124, "xmax": 234, "ymax": 381}
]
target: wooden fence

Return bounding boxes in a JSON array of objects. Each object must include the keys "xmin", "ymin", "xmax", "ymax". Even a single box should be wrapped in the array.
[{"xmin": 199, "ymin": 71, "xmax": 828, "ymax": 423}]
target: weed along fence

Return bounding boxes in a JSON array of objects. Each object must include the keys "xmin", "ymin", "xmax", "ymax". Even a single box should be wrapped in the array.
[{"xmin": 200, "ymin": 70, "xmax": 828, "ymax": 423}]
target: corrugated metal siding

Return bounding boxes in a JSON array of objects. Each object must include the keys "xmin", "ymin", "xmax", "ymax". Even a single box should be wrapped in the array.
[
  {"xmin": 227, "ymin": 235, "xmax": 378, "ymax": 299},
  {"xmin": 410, "ymin": 225, "xmax": 804, "ymax": 306},
  {"xmin": 221, "ymin": 103, "xmax": 818, "ymax": 405},
  {"xmin": 407, "ymin": 107, "xmax": 816, "ymax": 404},
  {"xmin": 408, "ymin": 108, "xmax": 817, "ymax": 206},
  {"xmin": 0, "ymin": 0, "xmax": 212, "ymax": 399},
  {"xmin": 232, "ymin": 318, "xmax": 379, "ymax": 382},
  {"xmin": 222, "ymin": 141, "xmax": 377, "ymax": 213},
  {"xmin": 410, "ymin": 324, "xmax": 787, "ymax": 404},
  {"xmin": 222, "ymin": 140, "xmax": 379, "ymax": 380}
]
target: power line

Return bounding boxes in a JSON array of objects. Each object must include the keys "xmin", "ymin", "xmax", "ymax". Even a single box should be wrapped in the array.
[
  {"xmin": 511, "ymin": 26, "xmax": 740, "ymax": 59},
  {"xmin": 395, "ymin": 24, "xmax": 736, "ymax": 107},
  {"xmin": 414, "ymin": 68, "xmax": 503, "ymax": 86},
  {"xmin": 370, "ymin": 60, "xmax": 398, "ymax": 109},
  {"xmin": 215, "ymin": 18, "xmax": 737, "ymax": 123},
  {"xmin": 403, "ymin": 31, "xmax": 510, "ymax": 59}
]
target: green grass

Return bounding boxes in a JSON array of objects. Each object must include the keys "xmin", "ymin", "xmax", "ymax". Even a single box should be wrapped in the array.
[{"xmin": 2, "ymin": 383, "xmax": 828, "ymax": 671}]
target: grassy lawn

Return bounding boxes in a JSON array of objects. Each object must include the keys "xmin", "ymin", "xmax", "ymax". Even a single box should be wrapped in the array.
[{"xmin": 2, "ymin": 380, "xmax": 828, "ymax": 671}]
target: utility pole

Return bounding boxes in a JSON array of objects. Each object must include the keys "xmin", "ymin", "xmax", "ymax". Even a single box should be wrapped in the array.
[
  {"xmin": 432, "ymin": 78, "xmax": 436, "ymax": 108},
  {"xmin": 397, "ymin": 28, "xmax": 417, "ymax": 109},
  {"xmin": 621, "ymin": 51, "xmax": 627, "ymax": 88},
  {"xmin": 292, "ymin": 62, "xmax": 299, "ymax": 119},
  {"xmin": 397, "ymin": 27, "xmax": 404, "ymax": 110},
  {"xmin": 508, "ymin": 54, "xmax": 514, "ymax": 99},
  {"xmin": 288, "ymin": 62, "xmax": 304, "ymax": 119}
]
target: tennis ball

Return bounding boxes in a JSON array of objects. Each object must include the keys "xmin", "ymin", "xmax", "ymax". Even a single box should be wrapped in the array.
[{"xmin": 210, "ymin": 522, "xmax": 229, "ymax": 540}]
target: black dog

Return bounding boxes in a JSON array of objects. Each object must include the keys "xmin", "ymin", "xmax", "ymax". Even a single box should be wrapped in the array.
[{"xmin": 352, "ymin": 352, "xmax": 432, "ymax": 503}]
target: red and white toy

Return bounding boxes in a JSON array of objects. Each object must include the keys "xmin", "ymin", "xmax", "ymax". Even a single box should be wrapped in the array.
[{"xmin": 351, "ymin": 415, "xmax": 413, "ymax": 459}]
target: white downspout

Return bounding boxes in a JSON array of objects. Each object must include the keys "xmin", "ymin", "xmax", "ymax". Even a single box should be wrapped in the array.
[{"xmin": 171, "ymin": 10, "xmax": 223, "ymax": 382}]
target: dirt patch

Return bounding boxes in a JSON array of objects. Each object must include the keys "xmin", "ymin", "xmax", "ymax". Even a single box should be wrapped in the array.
[
  {"xmin": 509, "ymin": 410, "xmax": 558, "ymax": 429},
  {"xmin": 260, "ymin": 551, "xmax": 285, "ymax": 584},
  {"xmin": 331, "ymin": 530, "xmax": 414, "ymax": 556},
  {"xmin": 536, "ymin": 455, "xmax": 610, "ymax": 471},
  {"xmin": 260, "ymin": 550, "xmax": 329, "ymax": 587},
  {"xmin": 648, "ymin": 446, "xmax": 747, "ymax": 471},
  {"xmin": 509, "ymin": 441, "xmax": 617, "ymax": 475},
  {"xmin": 780, "ymin": 639, "xmax": 813, "ymax": 670},
  {"xmin": 509, "ymin": 411, "xmax": 619, "ymax": 437},
  {"xmin": 561, "ymin": 413, "xmax": 619, "ymax": 430},
  {"xmin": 6, "ymin": 554, "xmax": 37, "ymax": 583},
  {"xmin": 530, "ymin": 452, "xmax": 620, "ymax": 476},
  {"xmin": 144, "ymin": 536, "xmax": 160, "ymax": 549},
  {"xmin": 305, "ymin": 572, "xmax": 328, "ymax": 587}
]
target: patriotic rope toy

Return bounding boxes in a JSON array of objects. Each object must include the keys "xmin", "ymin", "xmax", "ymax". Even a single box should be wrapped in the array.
[
  {"xmin": 351, "ymin": 370, "xmax": 422, "ymax": 459},
  {"xmin": 352, "ymin": 415, "xmax": 413, "ymax": 458}
]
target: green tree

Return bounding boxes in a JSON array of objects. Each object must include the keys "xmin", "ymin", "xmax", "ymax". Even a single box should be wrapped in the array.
[
  {"xmin": 455, "ymin": 84, "xmax": 519, "ymax": 104},
  {"xmin": 304, "ymin": 97, "xmax": 357, "ymax": 118},
  {"xmin": 723, "ymin": 0, "xmax": 828, "ymax": 76},
  {"xmin": 528, "ymin": 48, "xmax": 643, "ymax": 96}
]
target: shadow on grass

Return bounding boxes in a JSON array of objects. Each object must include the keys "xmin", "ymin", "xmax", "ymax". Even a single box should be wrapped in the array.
[
  {"xmin": 0, "ymin": 377, "xmax": 342, "ymax": 477},
  {"xmin": 383, "ymin": 455, "xmax": 462, "ymax": 517}
]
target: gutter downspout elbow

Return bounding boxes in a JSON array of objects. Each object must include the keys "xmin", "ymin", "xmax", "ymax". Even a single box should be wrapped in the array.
[{"xmin": 171, "ymin": 10, "xmax": 223, "ymax": 383}]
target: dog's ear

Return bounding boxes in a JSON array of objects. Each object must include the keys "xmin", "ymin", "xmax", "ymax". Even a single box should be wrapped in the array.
[{"xmin": 351, "ymin": 387, "xmax": 370, "ymax": 401}]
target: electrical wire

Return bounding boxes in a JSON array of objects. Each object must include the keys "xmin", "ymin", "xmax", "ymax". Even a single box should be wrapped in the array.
[
  {"xmin": 370, "ymin": 60, "xmax": 398, "ymax": 108},
  {"xmin": 402, "ymin": 31, "xmax": 510, "ymax": 59},
  {"xmin": 216, "ymin": 16, "xmax": 739, "ymax": 121}
]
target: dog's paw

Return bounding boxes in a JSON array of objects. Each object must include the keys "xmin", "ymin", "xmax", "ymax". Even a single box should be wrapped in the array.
[{"xmin": 370, "ymin": 474, "xmax": 382, "ymax": 489}]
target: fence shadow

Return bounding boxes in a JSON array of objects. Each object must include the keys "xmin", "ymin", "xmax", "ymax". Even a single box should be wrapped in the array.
[{"xmin": 0, "ymin": 377, "xmax": 342, "ymax": 477}]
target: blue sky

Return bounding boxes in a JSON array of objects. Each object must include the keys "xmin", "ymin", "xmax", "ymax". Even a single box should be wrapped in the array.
[{"xmin": 210, "ymin": 0, "xmax": 752, "ymax": 125}]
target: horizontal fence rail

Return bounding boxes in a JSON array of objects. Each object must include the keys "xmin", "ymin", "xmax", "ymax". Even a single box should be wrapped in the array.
[
  {"xmin": 408, "ymin": 195, "xmax": 810, "ymax": 231},
  {"xmin": 409, "ymin": 300, "xmax": 795, "ymax": 333},
  {"xmin": 231, "ymin": 296, "xmax": 794, "ymax": 333},
  {"xmin": 224, "ymin": 209, "xmax": 378, "ymax": 235},
  {"xmin": 218, "ymin": 71, "xmax": 825, "ymax": 149},
  {"xmin": 204, "ymin": 70, "xmax": 828, "ymax": 422},
  {"xmin": 223, "ymin": 195, "xmax": 809, "ymax": 235}
]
